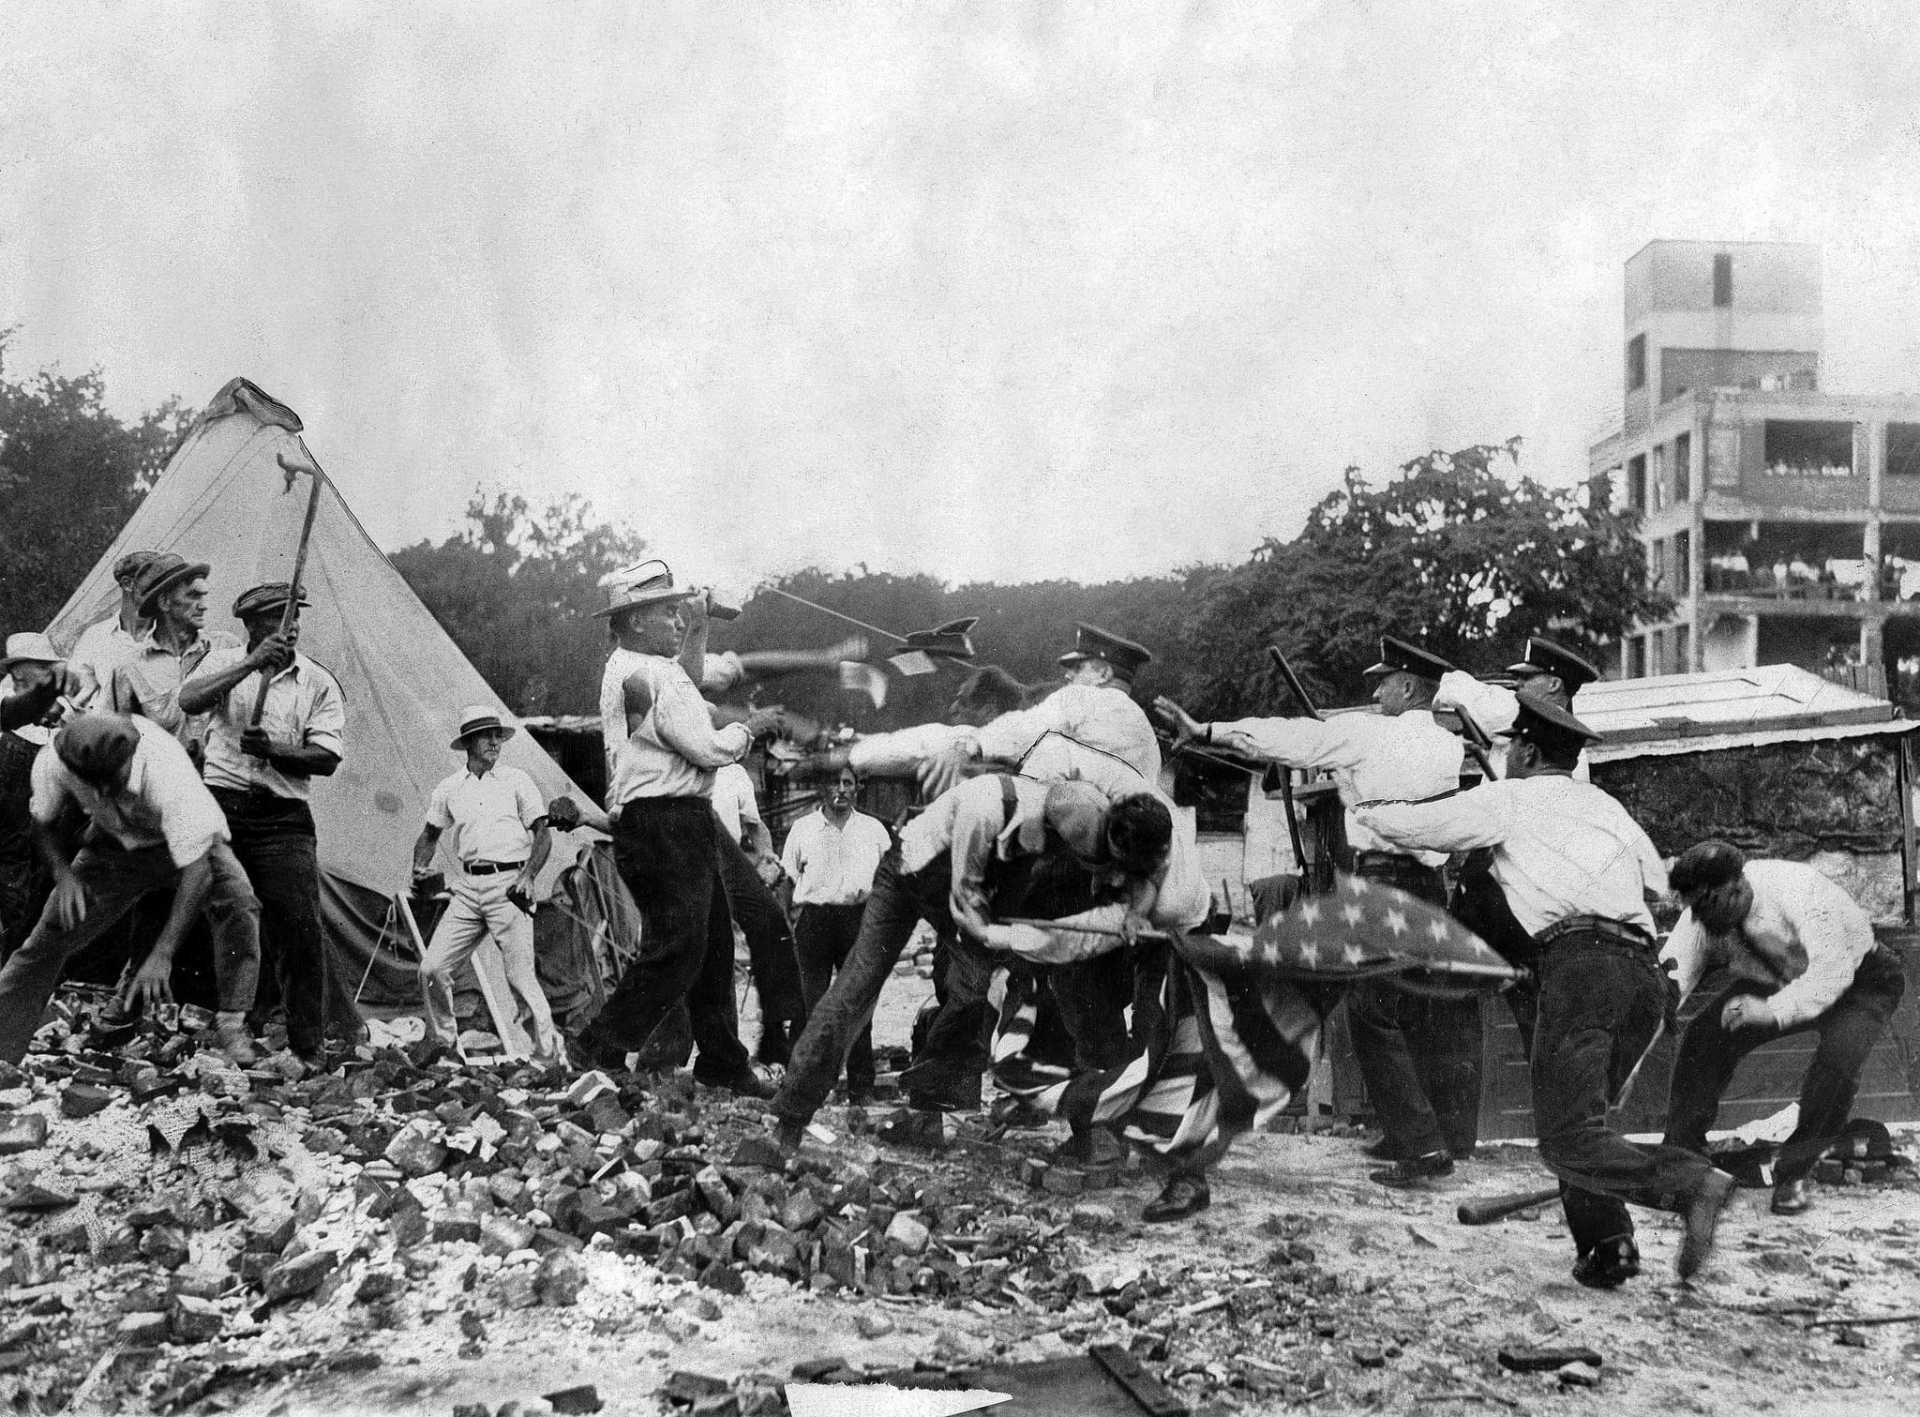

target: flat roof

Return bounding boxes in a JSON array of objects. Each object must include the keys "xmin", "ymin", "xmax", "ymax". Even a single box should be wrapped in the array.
[{"xmin": 1580, "ymin": 663, "xmax": 1917, "ymax": 760}]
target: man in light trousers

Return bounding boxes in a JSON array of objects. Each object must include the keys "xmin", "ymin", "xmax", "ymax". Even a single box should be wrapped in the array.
[{"xmin": 412, "ymin": 706, "xmax": 564, "ymax": 1065}]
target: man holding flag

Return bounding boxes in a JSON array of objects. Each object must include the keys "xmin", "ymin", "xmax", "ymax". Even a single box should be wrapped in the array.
[{"xmin": 1356, "ymin": 699, "xmax": 1738, "ymax": 1288}]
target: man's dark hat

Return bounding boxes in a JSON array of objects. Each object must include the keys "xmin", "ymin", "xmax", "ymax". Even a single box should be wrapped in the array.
[
  {"xmin": 1361, "ymin": 636, "xmax": 1454, "ymax": 681},
  {"xmin": 1510, "ymin": 696, "xmax": 1601, "ymax": 757},
  {"xmin": 1670, "ymin": 840, "xmax": 1747, "ymax": 897},
  {"xmin": 112, "ymin": 550, "xmax": 164, "ymax": 588},
  {"xmin": 132, "ymin": 554, "xmax": 211, "ymax": 614},
  {"xmin": 232, "ymin": 582, "xmax": 311, "ymax": 620},
  {"xmin": 54, "ymin": 715, "xmax": 139, "ymax": 785},
  {"xmin": 1507, "ymin": 637, "xmax": 1603, "ymax": 694},
  {"xmin": 904, "ymin": 616, "xmax": 978, "ymax": 661},
  {"xmin": 1058, "ymin": 623, "xmax": 1152, "ymax": 681}
]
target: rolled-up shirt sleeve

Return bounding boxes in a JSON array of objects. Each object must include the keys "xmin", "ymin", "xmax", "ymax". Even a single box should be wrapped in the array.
[
  {"xmin": 304, "ymin": 672, "xmax": 347, "ymax": 759},
  {"xmin": 27, "ymin": 747, "xmax": 72, "ymax": 826},
  {"xmin": 1658, "ymin": 912, "xmax": 1711, "ymax": 1004},
  {"xmin": 651, "ymin": 671, "xmax": 751, "ymax": 769}
]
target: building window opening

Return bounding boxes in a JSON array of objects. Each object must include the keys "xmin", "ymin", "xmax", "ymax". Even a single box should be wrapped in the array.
[
  {"xmin": 1674, "ymin": 623, "xmax": 1692, "ymax": 672},
  {"xmin": 1652, "ymin": 445, "xmax": 1668, "ymax": 511},
  {"xmin": 1880, "ymin": 524, "xmax": 1920, "ymax": 603},
  {"xmin": 1762, "ymin": 420, "xmax": 1854, "ymax": 479},
  {"xmin": 1887, "ymin": 424, "xmax": 1920, "ymax": 479},
  {"xmin": 1712, "ymin": 253, "xmax": 1733, "ymax": 308},
  {"xmin": 1628, "ymin": 454, "xmax": 1647, "ymax": 512},
  {"xmin": 1674, "ymin": 530, "xmax": 1691, "ymax": 592},
  {"xmin": 1704, "ymin": 520, "xmax": 1865, "ymax": 599},
  {"xmin": 1627, "ymin": 334, "xmax": 1647, "ymax": 392},
  {"xmin": 1674, "ymin": 432, "xmax": 1692, "ymax": 501}
]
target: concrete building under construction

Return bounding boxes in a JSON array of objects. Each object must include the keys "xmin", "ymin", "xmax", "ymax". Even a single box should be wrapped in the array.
[{"xmin": 1590, "ymin": 239, "xmax": 1920, "ymax": 691}]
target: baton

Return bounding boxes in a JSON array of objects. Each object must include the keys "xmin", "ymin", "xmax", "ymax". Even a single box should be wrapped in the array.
[{"xmin": 1266, "ymin": 646, "xmax": 1324, "ymax": 721}]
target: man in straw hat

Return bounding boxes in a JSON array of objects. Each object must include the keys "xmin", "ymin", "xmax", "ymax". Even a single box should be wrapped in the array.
[
  {"xmin": 410, "ymin": 706, "xmax": 565, "ymax": 1066},
  {"xmin": 178, "ymin": 582, "xmax": 350, "ymax": 1062},
  {"xmin": 0, "ymin": 714, "xmax": 261, "ymax": 1064},
  {"xmin": 0, "ymin": 635, "xmax": 82, "ymax": 955},
  {"xmin": 573, "ymin": 561, "xmax": 779, "ymax": 1095},
  {"xmin": 1357, "ymin": 699, "xmax": 1738, "ymax": 1289}
]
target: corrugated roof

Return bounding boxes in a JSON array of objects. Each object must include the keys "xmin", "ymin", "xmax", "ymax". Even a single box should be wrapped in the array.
[{"xmin": 1580, "ymin": 664, "xmax": 1916, "ymax": 761}]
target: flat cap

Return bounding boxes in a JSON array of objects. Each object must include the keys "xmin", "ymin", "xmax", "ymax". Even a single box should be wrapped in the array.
[
  {"xmin": 1058, "ymin": 623, "xmax": 1152, "ymax": 681},
  {"xmin": 1362, "ymin": 635, "xmax": 1455, "ymax": 681},
  {"xmin": 231, "ymin": 582, "xmax": 310, "ymax": 620}
]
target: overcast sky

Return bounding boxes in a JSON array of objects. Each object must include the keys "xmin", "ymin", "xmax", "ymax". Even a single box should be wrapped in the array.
[{"xmin": 6, "ymin": 2, "xmax": 1920, "ymax": 597}]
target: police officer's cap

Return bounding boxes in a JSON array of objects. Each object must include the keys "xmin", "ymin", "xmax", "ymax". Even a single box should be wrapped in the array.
[
  {"xmin": 1361, "ymin": 635, "xmax": 1454, "ymax": 682},
  {"xmin": 1509, "ymin": 696, "xmax": 1601, "ymax": 757},
  {"xmin": 1507, "ymin": 637, "xmax": 1603, "ymax": 694},
  {"xmin": 1058, "ymin": 623, "xmax": 1152, "ymax": 681}
]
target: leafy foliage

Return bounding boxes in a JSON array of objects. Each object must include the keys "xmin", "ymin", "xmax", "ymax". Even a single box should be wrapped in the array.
[
  {"xmin": 389, "ymin": 491, "xmax": 650, "ymax": 715},
  {"xmin": 1172, "ymin": 441, "xmax": 1669, "ymax": 716},
  {"xmin": 0, "ymin": 335, "xmax": 192, "ymax": 634}
]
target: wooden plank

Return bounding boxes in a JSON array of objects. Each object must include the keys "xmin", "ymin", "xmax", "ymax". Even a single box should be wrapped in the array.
[{"xmin": 467, "ymin": 938, "xmax": 535, "ymax": 1059}]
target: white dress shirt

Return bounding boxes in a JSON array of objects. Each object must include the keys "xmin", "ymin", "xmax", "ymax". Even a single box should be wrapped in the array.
[
  {"xmin": 29, "ymin": 717, "xmax": 229, "ymax": 869},
  {"xmin": 600, "ymin": 647, "xmax": 751, "ymax": 806},
  {"xmin": 780, "ymin": 808, "xmax": 892, "ymax": 906},
  {"xmin": 195, "ymin": 648, "xmax": 346, "ymax": 801},
  {"xmin": 708, "ymin": 762, "xmax": 762, "ymax": 846},
  {"xmin": 1356, "ymin": 774, "xmax": 1667, "ymax": 938},
  {"xmin": 426, "ymin": 764, "xmax": 546, "ymax": 866},
  {"xmin": 976, "ymin": 683, "xmax": 1162, "ymax": 784},
  {"xmin": 1660, "ymin": 860, "xmax": 1878, "ymax": 1030},
  {"xmin": 1211, "ymin": 710, "xmax": 1464, "ymax": 867},
  {"xmin": 65, "ymin": 617, "xmax": 142, "ymax": 708}
]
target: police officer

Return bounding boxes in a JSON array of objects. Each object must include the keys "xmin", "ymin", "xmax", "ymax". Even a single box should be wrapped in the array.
[
  {"xmin": 1357, "ymin": 700, "xmax": 1737, "ymax": 1288},
  {"xmin": 1156, "ymin": 635, "xmax": 1480, "ymax": 1183}
]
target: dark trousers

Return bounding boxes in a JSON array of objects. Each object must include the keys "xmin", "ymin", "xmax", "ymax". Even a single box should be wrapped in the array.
[
  {"xmin": 712, "ymin": 827, "xmax": 806, "ymax": 1061},
  {"xmin": 1532, "ymin": 928, "xmax": 1714, "ymax": 1255},
  {"xmin": 1347, "ymin": 855, "xmax": 1484, "ymax": 1158},
  {"xmin": 211, "ymin": 790, "xmax": 351, "ymax": 1054},
  {"xmin": 580, "ymin": 798, "xmax": 749, "ymax": 1080},
  {"xmin": 1027, "ymin": 953, "xmax": 1136, "ymax": 1075},
  {"xmin": 793, "ymin": 902, "xmax": 874, "ymax": 1091},
  {"xmin": 775, "ymin": 849, "xmax": 964, "ymax": 1126},
  {"xmin": 0, "ymin": 734, "xmax": 50, "ymax": 960},
  {"xmin": 0, "ymin": 837, "xmax": 260, "ymax": 1063},
  {"xmin": 1664, "ymin": 947, "xmax": 1907, "ymax": 1184}
]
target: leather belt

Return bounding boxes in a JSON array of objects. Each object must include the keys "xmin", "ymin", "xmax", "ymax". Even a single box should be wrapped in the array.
[
  {"xmin": 1346, "ymin": 849, "xmax": 1432, "ymax": 875},
  {"xmin": 464, "ymin": 860, "xmax": 527, "ymax": 876},
  {"xmin": 1535, "ymin": 913, "xmax": 1654, "ymax": 953}
]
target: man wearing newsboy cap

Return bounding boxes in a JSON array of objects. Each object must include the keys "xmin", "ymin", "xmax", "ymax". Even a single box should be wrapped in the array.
[
  {"xmin": 0, "ymin": 714, "xmax": 261, "ymax": 1065},
  {"xmin": 64, "ymin": 550, "xmax": 162, "ymax": 708},
  {"xmin": 178, "ymin": 583, "xmax": 349, "ymax": 1062}
]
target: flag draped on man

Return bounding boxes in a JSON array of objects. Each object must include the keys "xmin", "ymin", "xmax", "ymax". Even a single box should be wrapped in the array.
[{"xmin": 991, "ymin": 872, "xmax": 1520, "ymax": 1171}]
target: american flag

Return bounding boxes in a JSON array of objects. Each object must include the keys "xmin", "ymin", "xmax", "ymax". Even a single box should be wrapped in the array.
[{"xmin": 992, "ymin": 873, "xmax": 1514, "ymax": 1169}]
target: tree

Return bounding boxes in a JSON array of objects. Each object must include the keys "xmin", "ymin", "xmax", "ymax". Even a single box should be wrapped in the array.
[
  {"xmin": 1174, "ymin": 440, "xmax": 1668, "ymax": 717},
  {"xmin": 389, "ymin": 492, "xmax": 650, "ymax": 715},
  {"xmin": 0, "ymin": 335, "xmax": 191, "ymax": 633}
]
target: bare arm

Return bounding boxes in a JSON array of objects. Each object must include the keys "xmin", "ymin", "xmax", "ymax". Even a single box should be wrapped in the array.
[
  {"xmin": 122, "ymin": 853, "xmax": 212, "ymax": 1012},
  {"xmin": 411, "ymin": 824, "xmax": 443, "ymax": 881},
  {"xmin": 177, "ymin": 634, "xmax": 293, "ymax": 716}
]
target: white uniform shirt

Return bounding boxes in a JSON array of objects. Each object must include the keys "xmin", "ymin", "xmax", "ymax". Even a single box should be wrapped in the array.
[
  {"xmin": 1661, "ymin": 860, "xmax": 1878, "ymax": 1030},
  {"xmin": 780, "ymin": 808, "xmax": 892, "ymax": 906},
  {"xmin": 29, "ymin": 717, "xmax": 229, "ymax": 869},
  {"xmin": 1213, "ymin": 710, "xmax": 1464, "ymax": 867},
  {"xmin": 976, "ymin": 683, "xmax": 1162, "ymax": 784},
  {"xmin": 599, "ymin": 647, "xmax": 751, "ymax": 806},
  {"xmin": 195, "ymin": 648, "xmax": 346, "ymax": 801},
  {"xmin": 1357, "ymin": 774, "xmax": 1667, "ymax": 938},
  {"xmin": 709, "ymin": 762, "xmax": 762, "ymax": 846},
  {"xmin": 425, "ymin": 764, "xmax": 546, "ymax": 867}
]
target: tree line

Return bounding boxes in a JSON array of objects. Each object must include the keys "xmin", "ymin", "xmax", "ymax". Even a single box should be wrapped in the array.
[{"xmin": 0, "ymin": 343, "xmax": 1670, "ymax": 725}]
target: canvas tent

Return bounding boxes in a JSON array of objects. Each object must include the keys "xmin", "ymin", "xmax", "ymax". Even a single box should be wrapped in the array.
[{"xmin": 43, "ymin": 378, "xmax": 630, "ymax": 1042}]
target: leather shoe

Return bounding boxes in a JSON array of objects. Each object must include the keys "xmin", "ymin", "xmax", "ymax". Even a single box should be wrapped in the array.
[
  {"xmin": 1142, "ymin": 1175, "xmax": 1211, "ymax": 1223},
  {"xmin": 698, "ymin": 1067, "xmax": 776, "ymax": 1101},
  {"xmin": 1771, "ymin": 1177, "xmax": 1812, "ymax": 1216},
  {"xmin": 1370, "ymin": 1150, "xmax": 1455, "ymax": 1188},
  {"xmin": 1677, "ymin": 1168, "xmax": 1737, "ymax": 1279},
  {"xmin": 1571, "ymin": 1235, "xmax": 1642, "ymax": 1289}
]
